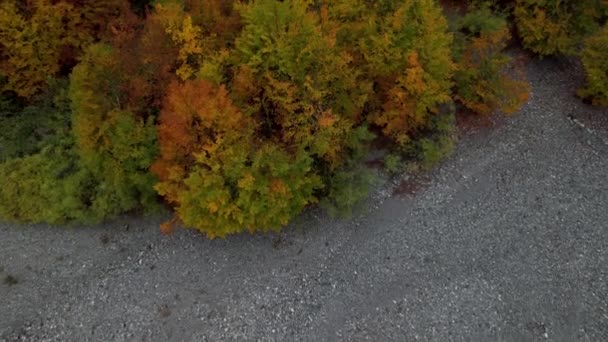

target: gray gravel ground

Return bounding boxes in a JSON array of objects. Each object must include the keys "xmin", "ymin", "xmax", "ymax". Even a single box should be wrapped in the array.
[{"xmin": 1, "ymin": 57, "xmax": 608, "ymax": 342}]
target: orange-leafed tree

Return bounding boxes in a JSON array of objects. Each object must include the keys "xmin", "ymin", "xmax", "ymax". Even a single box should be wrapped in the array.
[
  {"xmin": 152, "ymin": 80, "xmax": 322, "ymax": 238},
  {"xmin": 151, "ymin": 80, "xmax": 249, "ymax": 190}
]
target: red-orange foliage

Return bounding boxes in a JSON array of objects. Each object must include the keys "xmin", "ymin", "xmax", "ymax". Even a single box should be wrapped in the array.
[
  {"xmin": 115, "ymin": 1, "xmax": 236, "ymax": 111},
  {"xmin": 125, "ymin": 40, "xmax": 177, "ymax": 110},
  {"xmin": 151, "ymin": 78, "xmax": 324, "ymax": 237},
  {"xmin": 108, "ymin": 3, "xmax": 181, "ymax": 112},
  {"xmin": 151, "ymin": 80, "xmax": 252, "ymax": 203}
]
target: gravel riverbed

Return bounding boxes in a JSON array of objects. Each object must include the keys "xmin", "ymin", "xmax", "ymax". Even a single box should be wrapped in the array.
[{"xmin": 1, "ymin": 57, "xmax": 607, "ymax": 341}]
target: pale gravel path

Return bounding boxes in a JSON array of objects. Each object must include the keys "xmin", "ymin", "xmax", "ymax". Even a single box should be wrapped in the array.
[{"xmin": 1, "ymin": 57, "xmax": 607, "ymax": 341}]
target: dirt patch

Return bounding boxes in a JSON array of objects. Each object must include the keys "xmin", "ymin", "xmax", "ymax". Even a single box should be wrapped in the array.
[
  {"xmin": 455, "ymin": 108, "xmax": 505, "ymax": 136},
  {"xmin": 158, "ymin": 305, "xmax": 171, "ymax": 318},
  {"xmin": 392, "ymin": 176, "xmax": 429, "ymax": 198}
]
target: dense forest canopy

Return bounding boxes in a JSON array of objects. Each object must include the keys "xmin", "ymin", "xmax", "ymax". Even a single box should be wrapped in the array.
[{"xmin": 0, "ymin": 0, "xmax": 606, "ymax": 238}]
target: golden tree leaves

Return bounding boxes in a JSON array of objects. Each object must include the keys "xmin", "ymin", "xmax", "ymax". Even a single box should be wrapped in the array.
[
  {"xmin": 0, "ymin": 0, "xmax": 67, "ymax": 98},
  {"xmin": 0, "ymin": 0, "xmax": 563, "ymax": 236},
  {"xmin": 0, "ymin": 0, "xmax": 131, "ymax": 99},
  {"xmin": 357, "ymin": 0, "xmax": 454, "ymax": 146},
  {"xmin": 454, "ymin": 8, "xmax": 530, "ymax": 116},
  {"xmin": 514, "ymin": 0, "xmax": 608, "ymax": 56},
  {"xmin": 154, "ymin": 3, "xmax": 204, "ymax": 80}
]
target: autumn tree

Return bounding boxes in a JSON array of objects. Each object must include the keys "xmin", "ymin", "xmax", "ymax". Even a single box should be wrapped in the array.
[
  {"xmin": 149, "ymin": 0, "xmax": 377, "ymax": 236},
  {"xmin": 186, "ymin": 0, "xmax": 242, "ymax": 50},
  {"xmin": 152, "ymin": 80, "xmax": 322, "ymax": 238},
  {"xmin": 453, "ymin": 6, "xmax": 530, "ymax": 115},
  {"xmin": 578, "ymin": 24, "xmax": 608, "ymax": 106},
  {"xmin": 514, "ymin": 0, "xmax": 608, "ymax": 56},
  {"xmin": 69, "ymin": 43, "xmax": 159, "ymax": 218},
  {"xmin": 0, "ymin": 0, "xmax": 132, "ymax": 99},
  {"xmin": 342, "ymin": 0, "xmax": 455, "ymax": 147},
  {"xmin": 234, "ymin": 0, "xmax": 374, "ymax": 200},
  {"xmin": 0, "ymin": 0, "xmax": 69, "ymax": 98},
  {"xmin": 233, "ymin": 0, "xmax": 370, "ymax": 159}
]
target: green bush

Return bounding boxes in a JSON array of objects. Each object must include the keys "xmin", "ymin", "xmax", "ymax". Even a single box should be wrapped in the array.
[
  {"xmin": 174, "ymin": 144, "xmax": 322, "ymax": 238},
  {"xmin": 320, "ymin": 165, "xmax": 374, "ymax": 218},
  {"xmin": 0, "ymin": 134, "xmax": 119, "ymax": 224},
  {"xmin": 579, "ymin": 24, "xmax": 608, "ymax": 106},
  {"xmin": 401, "ymin": 111, "xmax": 456, "ymax": 170},
  {"xmin": 383, "ymin": 153, "xmax": 403, "ymax": 174},
  {"xmin": 319, "ymin": 126, "xmax": 376, "ymax": 218},
  {"xmin": 0, "ymin": 79, "xmax": 72, "ymax": 162},
  {"xmin": 69, "ymin": 43, "xmax": 160, "ymax": 218},
  {"xmin": 0, "ymin": 71, "xmax": 159, "ymax": 224},
  {"xmin": 0, "ymin": 79, "xmax": 108, "ymax": 224},
  {"xmin": 0, "ymin": 135, "xmax": 159, "ymax": 225}
]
